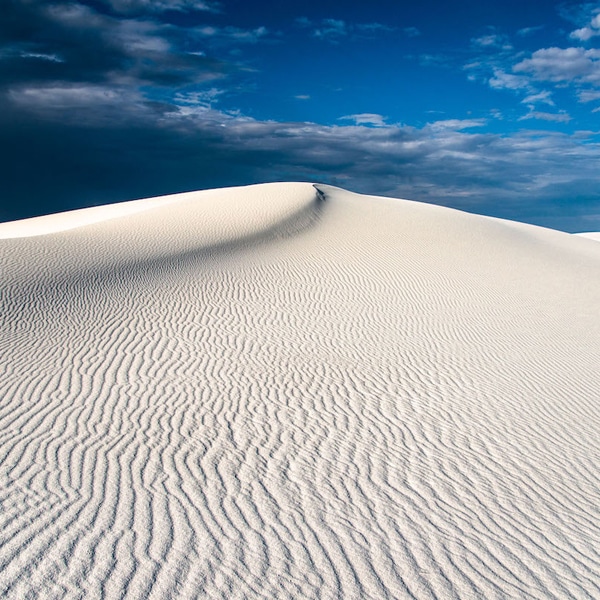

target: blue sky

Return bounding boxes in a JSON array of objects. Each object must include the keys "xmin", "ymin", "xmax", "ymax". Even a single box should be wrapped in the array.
[{"xmin": 1, "ymin": 0, "xmax": 600, "ymax": 231}]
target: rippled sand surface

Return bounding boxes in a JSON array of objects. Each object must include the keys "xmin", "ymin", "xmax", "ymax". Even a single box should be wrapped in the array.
[{"xmin": 1, "ymin": 183, "xmax": 600, "ymax": 599}]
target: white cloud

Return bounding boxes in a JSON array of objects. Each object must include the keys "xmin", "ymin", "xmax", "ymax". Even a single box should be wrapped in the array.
[
  {"xmin": 115, "ymin": 19, "xmax": 171, "ymax": 53},
  {"xmin": 403, "ymin": 27, "xmax": 421, "ymax": 37},
  {"xmin": 428, "ymin": 119, "xmax": 487, "ymax": 131},
  {"xmin": 45, "ymin": 3, "xmax": 173, "ymax": 59},
  {"xmin": 522, "ymin": 90, "xmax": 554, "ymax": 105},
  {"xmin": 514, "ymin": 47, "xmax": 600, "ymax": 85},
  {"xmin": 570, "ymin": 11, "xmax": 600, "ymax": 41},
  {"xmin": 45, "ymin": 2, "xmax": 105, "ymax": 28},
  {"xmin": 356, "ymin": 23, "xmax": 394, "ymax": 33},
  {"xmin": 173, "ymin": 88, "xmax": 224, "ymax": 107},
  {"xmin": 295, "ymin": 17, "xmax": 312, "ymax": 28},
  {"xmin": 313, "ymin": 19, "xmax": 347, "ymax": 40},
  {"xmin": 339, "ymin": 113, "xmax": 387, "ymax": 127},
  {"xmin": 473, "ymin": 34, "xmax": 498, "ymax": 47},
  {"xmin": 8, "ymin": 84, "xmax": 141, "ymax": 112},
  {"xmin": 301, "ymin": 18, "xmax": 395, "ymax": 42},
  {"xmin": 469, "ymin": 17, "xmax": 600, "ymax": 111},
  {"xmin": 472, "ymin": 34, "xmax": 512, "ymax": 50},
  {"xmin": 519, "ymin": 110, "xmax": 572, "ymax": 122},
  {"xmin": 7, "ymin": 86, "xmax": 600, "ymax": 229},
  {"xmin": 489, "ymin": 69, "xmax": 531, "ymax": 90},
  {"xmin": 578, "ymin": 89, "xmax": 600, "ymax": 102},
  {"xmin": 418, "ymin": 53, "xmax": 451, "ymax": 67},
  {"xmin": 295, "ymin": 95, "xmax": 310, "ymax": 100},
  {"xmin": 20, "ymin": 52, "xmax": 64, "ymax": 63},
  {"xmin": 102, "ymin": 0, "xmax": 221, "ymax": 14},
  {"xmin": 571, "ymin": 27, "xmax": 596, "ymax": 41},
  {"xmin": 195, "ymin": 25, "xmax": 269, "ymax": 44},
  {"xmin": 517, "ymin": 25, "xmax": 544, "ymax": 37}
]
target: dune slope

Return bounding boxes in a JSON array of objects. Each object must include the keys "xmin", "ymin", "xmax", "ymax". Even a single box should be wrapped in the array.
[{"xmin": 1, "ymin": 182, "xmax": 599, "ymax": 599}]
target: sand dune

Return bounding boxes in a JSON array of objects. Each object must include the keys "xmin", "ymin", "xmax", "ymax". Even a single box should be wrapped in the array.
[
  {"xmin": 577, "ymin": 232, "xmax": 600, "ymax": 242},
  {"xmin": 1, "ymin": 182, "xmax": 599, "ymax": 599}
]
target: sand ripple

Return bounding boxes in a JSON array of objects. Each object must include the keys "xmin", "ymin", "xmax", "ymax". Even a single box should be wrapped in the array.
[{"xmin": 1, "ymin": 183, "xmax": 600, "ymax": 598}]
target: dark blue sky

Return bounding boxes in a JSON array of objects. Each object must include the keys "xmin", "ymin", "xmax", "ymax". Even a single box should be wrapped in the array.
[{"xmin": 1, "ymin": 0, "xmax": 600, "ymax": 231}]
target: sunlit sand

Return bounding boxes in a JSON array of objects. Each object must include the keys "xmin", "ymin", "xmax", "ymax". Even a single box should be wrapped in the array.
[{"xmin": 1, "ymin": 183, "xmax": 599, "ymax": 599}]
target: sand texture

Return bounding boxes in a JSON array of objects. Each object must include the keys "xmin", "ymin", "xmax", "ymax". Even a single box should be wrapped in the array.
[{"xmin": 1, "ymin": 182, "xmax": 600, "ymax": 599}]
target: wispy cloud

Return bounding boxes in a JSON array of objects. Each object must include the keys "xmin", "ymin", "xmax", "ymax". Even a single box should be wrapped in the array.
[
  {"xmin": 355, "ymin": 23, "xmax": 395, "ymax": 34},
  {"xmin": 9, "ymin": 84, "xmax": 135, "ymax": 108},
  {"xmin": 488, "ymin": 69, "xmax": 532, "ymax": 91},
  {"xmin": 296, "ymin": 17, "xmax": 395, "ymax": 42},
  {"xmin": 578, "ymin": 88, "xmax": 600, "ymax": 102},
  {"xmin": 194, "ymin": 25, "xmax": 269, "ymax": 45},
  {"xmin": 100, "ymin": 0, "xmax": 222, "ymax": 15},
  {"xmin": 339, "ymin": 113, "xmax": 388, "ymax": 127},
  {"xmin": 19, "ymin": 52, "xmax": 65, "ymax": 63},
  {"xmin": 522, "ymin": 90, "xmax": 554, "ymax": 105},
  {"xmin": 467, "ymin": 17, "xmax": 600, "ymax": 118},
  {"xmin": 311, "ymin": 18, "xmax": 348, "ymax": 40},
  {"xmin": 427, "ymin": 119, "xmax": 487, "ymax": 131},
  {"xmin": 403, "ymin": 27, "xmax": 421, "ymax": 37},
  {"xmin": 173, "ymin": 88, "xmax": 224, "ymax": 107},
  {"xmin": 472, "ymin": 33, "xmax": 513, "ymax": 51},
  {"xmin": 517, "ymin": 25, "xmax": 545, "ymax": 37},
  {"xmin": 519, "ymin": 109, "xmax": 572, "ymax": 122}
]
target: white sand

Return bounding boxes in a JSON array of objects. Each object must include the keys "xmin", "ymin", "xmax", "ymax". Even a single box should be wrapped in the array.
[
  {"xmin": 1, "ymin": 182, "xmax": 599, "ymax": 599},
  {"xmin": 0, "ymin": 193, "xmax": 185, "ymax": 240},
  {"xmin": 576, "ymin": 232, "xmax": 600, "ymax": 242}
]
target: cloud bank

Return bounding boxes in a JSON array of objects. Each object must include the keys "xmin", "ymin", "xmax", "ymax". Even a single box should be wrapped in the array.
[
  {"xmin": 3, "ymin": 86, "xmax": 599, "ymax": 231},
  {"xmin": 1, "ymin": 0, "xmax": 600, "ymax": 232}
]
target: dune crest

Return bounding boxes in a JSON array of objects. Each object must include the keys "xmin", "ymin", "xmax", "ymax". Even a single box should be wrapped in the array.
[{"xmin": 1, "ymin": 183, "xmax": 599, "ymax": 599}]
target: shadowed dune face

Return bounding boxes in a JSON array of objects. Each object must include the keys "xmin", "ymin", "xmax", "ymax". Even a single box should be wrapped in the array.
[{"xmin": 1, "ymin": 183, "xmax": 600, "ymax": 599}]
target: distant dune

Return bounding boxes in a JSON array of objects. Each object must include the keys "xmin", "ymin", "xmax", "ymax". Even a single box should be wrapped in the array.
[{"xmin": 1, "ymin": 183, "xmax": 599, "ymax": 599}]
